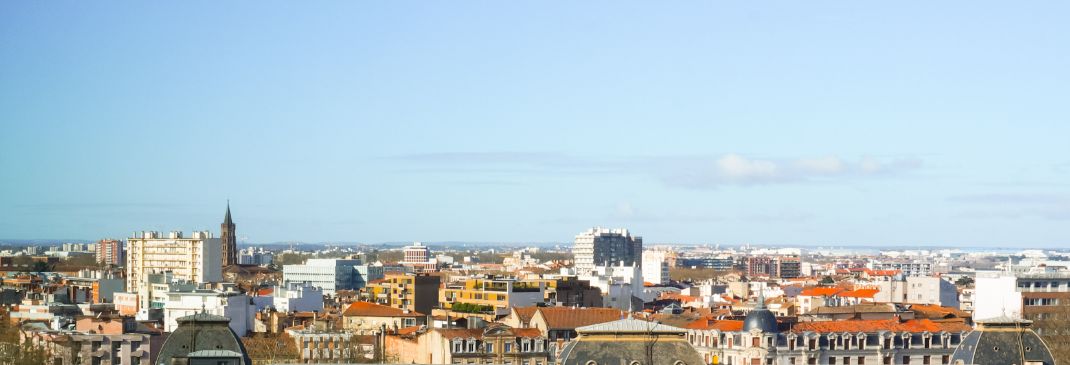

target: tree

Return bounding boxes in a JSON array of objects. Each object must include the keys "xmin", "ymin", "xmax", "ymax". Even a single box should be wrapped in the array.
[
  {"xmin": 242, "ymin": 333, "xmax": 299, "ymax": 364},
  {"xmin": 819, "ymin": 276, "xmax": 836, "ymax": 285},
  {"xmin": 954, "ymin": 276, "xmax": 974, "ymax": 286},
  {"xmin": 1032, "ymin": 302, "xmax": 1070, "ymax": 365}
]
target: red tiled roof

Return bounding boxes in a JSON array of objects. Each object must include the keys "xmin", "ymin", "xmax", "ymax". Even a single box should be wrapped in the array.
[
  {"xmin": 256, "ymin": 288, "xmax": 274, "ymax": 296},
  {"xmin": 535, "ymin": 307, "xmax": 625, "ymax": 330},
  {"xmin": 342, "ymin": 301, "xmax": 425, "ymax": 317},
  {"xmin": 838, "ymin": 289, "xmax": 880, "ymax": 298},
  {"xmin": 684, "ymin": 318, "xmax": 744, "ymax": 331},
  {"xmin": 790, "ymin": 319, "xmax": 971, "ymax": 334},
  {"xmin": 512, "ymin": 306, "xmax": 539, "ymax": 323},
  {"xmin": 799, "ymin": 287, "xmax": 844, "ymax": 297},
  {"xmin": 395, "ymin": 325, "xmax": 424, "ymax": 336}
]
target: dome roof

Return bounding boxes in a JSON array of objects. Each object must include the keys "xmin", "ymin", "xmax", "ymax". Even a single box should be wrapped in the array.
[
  {"xmin": 155, "ymin": 312, "xmax": 251, "ymax": 365},
  {"xmin": 742, "ymin": 294, "xmax": 778, "ymax": 333},
  {"xmin": 949, "ymin": 317, "xmax": 1055, "ymax": 365}
]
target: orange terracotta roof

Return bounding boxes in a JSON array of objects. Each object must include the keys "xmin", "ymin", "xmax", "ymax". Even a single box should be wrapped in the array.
[
  {"xmin": 342, "ymin": 301, "xmax": 425, "ymax": 317},
  {"xmin": 838, "ymin": 289, "xmax": 879, "ymax": 298},
  {"xmin": 535, "ymin": 307, "xmax": 625, "ymax": 330},
  {"xmin": 799, "ymin": 287, "xmax": 844, "ymax": 297},
  {"xmin": 867, "ymin": 269, "xmax": 901, "ymax": 276},
  {"xmin": 256, "ymin": 288, "xmax": 274, "ymax": 296},
  {"xmin": 908, "ymin": 304, "xmax": 970, "ymax": 319},
  {"xmin": 512, "ymin": 306, "xmax": 539, "ymax": 323},
  {"xmin": 395, "ymin": 325, "xmax": 424, "ymax": 336},
  {"xmin": 791, "ymin": 319, "xmax": 971, "ymax": 334},
  {"xmin": 684, "ymin": 318, "xmax": 744, "ymax": 331}
]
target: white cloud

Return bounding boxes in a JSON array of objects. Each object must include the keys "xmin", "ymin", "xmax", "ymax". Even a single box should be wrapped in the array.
[
  {"xmin": 715, "ymin": 154, "xmax": 780, "ymax": 182},
  {"xmin": 673, "ymin": 154, "xmax": 922, "ymax": 188}
]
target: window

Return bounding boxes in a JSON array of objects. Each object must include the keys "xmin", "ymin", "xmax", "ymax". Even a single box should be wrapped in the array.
[
  {"xmin": 843, "ymin": 357, "xmax": 850, "ymax": 365},
  {"xmin": 942, "ymin": 355, "xmax": 949, "ymax": 364},
  {"xmin": 829, "ymin": 357, "xmax": 836, "ymax": 365},
  {"xmin": 903, "ymin": 356, "xmax": 911, "ymax": 364},
  {"xmin": 922, "ymin": 356, "xmax": 930, "ymax": 365},
  {"xmin": 453, "ymin": 340, "xmax": 464, "ymax": 353},
  {"xmin": 486, "ymin": 343, "xmax": 494, "ymax": 353},
  {"xmin": 858, "ymin": 357, "xmax": 865, "ymax": 365},
  {"xmin": 883, "ymin": 357, "xmax": 891, "ymax": 365},
  {"xmin": 504, "ymin": 343, "xmax": 512, "ymax": 353}
]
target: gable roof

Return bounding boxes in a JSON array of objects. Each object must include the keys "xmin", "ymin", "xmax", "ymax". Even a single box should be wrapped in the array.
[
  {"xmin": 799, "ymin": 287, "xmax": 844, "ymax": 297},
  {"xmin": 342, "ymin": 301, "xmax": 424, "ymax": 317},
  {"xmin": 512, "ymin": 306, "xmax": 539, "ymax": 324},
  {"xmin": 534, "ymin": 307, "xmax": 625, "ymax": 330},
  {"xmin": 683, "ymin": 318, "xmax": 744, "ymax": 332},
  {"xmin": 576, "ymin": 318, "xmax": 686, "ymax": 334}
]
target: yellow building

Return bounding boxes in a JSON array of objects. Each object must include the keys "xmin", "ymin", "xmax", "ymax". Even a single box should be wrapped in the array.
[
  {"xmin": 361, "ymin": 272, "xmax": 441, "ymax": 315},
  {"xmin": 441, "ymin": 278, "xmax": 545, "ymax": 317}
]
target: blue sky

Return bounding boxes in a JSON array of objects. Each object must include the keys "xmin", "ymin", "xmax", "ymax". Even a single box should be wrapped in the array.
[{"xmin": 2, "ymin": 2, "xmax": 1068, "ymax": 247}]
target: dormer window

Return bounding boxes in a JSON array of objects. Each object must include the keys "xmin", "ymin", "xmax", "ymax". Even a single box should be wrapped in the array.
[{"xmin": 453, "ymin": 339, "xmax": 463, "ymax": 353}]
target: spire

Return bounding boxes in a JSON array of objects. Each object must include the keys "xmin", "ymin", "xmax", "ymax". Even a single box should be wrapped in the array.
[
  {"xmin": 755, "ymin": 290, "xmax": 767, "ymax": 310},
  {"xmin": 223, "ymin": 200, "xmax": 233, "ymax": 226}
]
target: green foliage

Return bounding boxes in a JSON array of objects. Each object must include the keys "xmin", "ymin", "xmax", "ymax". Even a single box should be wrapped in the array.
[
  {"xmin": 954, "ymin": 276, "xmax": 974, "ymax": 286},
  {"xmin": 450, "ymin": 302, "xmax": 493, "ymax": 313},
  {"xmin": 819, "ymin": 276, "xmax": 836, "ymax": 285}
]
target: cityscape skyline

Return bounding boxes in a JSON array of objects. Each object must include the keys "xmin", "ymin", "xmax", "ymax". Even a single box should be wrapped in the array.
[{"xmin": 3, "ymin": 2, "xmax": 1069, "ymax": 246}]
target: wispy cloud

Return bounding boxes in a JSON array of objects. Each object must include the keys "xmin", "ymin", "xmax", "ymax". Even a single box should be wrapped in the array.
[
  {"xmin": 664, "ymin": 154, "xmax": 922, "ymax": 188},
  {"xmin": 389, "ymin": 152, "xmax": 922, "ymax": 188},
  {"xmin": 948, "ymin": 193, "xmax": 1070, "ymax": 220}
]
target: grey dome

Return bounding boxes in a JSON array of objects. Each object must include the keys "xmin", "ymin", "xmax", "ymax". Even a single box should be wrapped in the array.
[
  {"xmin": 949, "ymin": 317, "xmax": 1055, "ymax": 365},
  {"xmin": 156, "ymin": 313, "xmax": 251, "ymax": 365},
  {"xmin": 742, "ymin": 295, "xmax": 778, "ymax": 333}
]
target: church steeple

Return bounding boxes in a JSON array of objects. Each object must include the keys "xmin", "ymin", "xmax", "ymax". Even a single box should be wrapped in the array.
[{"xmin": 220, "ymin": 200, "xmax": 237, "ymax": 267}]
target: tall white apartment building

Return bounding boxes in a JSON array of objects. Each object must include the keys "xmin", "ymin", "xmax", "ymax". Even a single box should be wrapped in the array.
[
  {"xmin": 642, "ymin": 249, "xmax": 671, "ymax": 285},
  {"xmin": 125, "ymin": 231, "xmax": 223, "ymax": 292},
  {"xmin": 572, "ymin": 227, "xmax": 642, "ymax": 275}
]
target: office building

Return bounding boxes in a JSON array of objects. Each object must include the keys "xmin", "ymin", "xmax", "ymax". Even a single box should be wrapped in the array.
[
  {"xmin": 572, "ymin": 227, "xmax": 642, "ymax": 275},
  {"xmin": 96, "ymin": 239, "xmax": 124, "ymax": 266},
  {"xmin": 125, "ymin": 231, "xmax": 222, "ymax": 292},
  {"xmin": 283, "ymin": 258, "xmax": 384, "ymax": 295},
  {"xmin": 400, "ymin": 241, "xmax": 437, "ymax": 272}
]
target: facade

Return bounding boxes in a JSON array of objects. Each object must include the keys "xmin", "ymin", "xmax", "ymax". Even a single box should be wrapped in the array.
[
  {"xmin": 282, "ymin": 258, "xmax": 384, "ymax": 295},
  {"xmin": 442, "ymin": 278, "xmax": 545, "ymax": 316},
  {"xmin": 252, "ymin": 282, "xmax": 324, "ymax": 312},
  {"xmin": 746, "ymin": 256, "xmax": 802, "ymax": 279},
  {"xmin": 572, "ymin": 227, "xmax": 642, "ymax": 275},
  {"xmin": 526, "ymin": 307, "xmax": 626, "ymax": 342},
  {"xmin": 558, "ymin": 318, "xmax": 704, "ymax": 365},
  {"xmin": 872, "ymin": 276, "xmax": 960, "ymax": 307},
  {"xmin": 642, "ymin": 250, "xmax": 672, "ymax": 285},
  {"xmin": 342, "ymin": 300, "xmax": 427, "ymax": 334},
  {"xmin": 236, "ymin": 246, "xmax": 273, "ymax": 266},
  {"xmin": 162, "ymin": 284, "xmax": 256, "ymax": 336},
  {"xmin": 685, "ymin": 299, "xmax": 972, "ymax": 365},
  {"xmin": 287, "ymin": 326, "xmax": 371, "ymax": 363},
  {"xmin": 872, "ymin": 261, "xmax": 935, "ymax": 277},
  {"xmin": 97, "ymin": 239, "xmax": 125, "ymax": 266},
  {"xmin": 679, "ymin": 256, "xmax": 736, "ymax": 271},
  {"xmin": 361, "ymin": 273, "xmax": 441, "ymax": 315},
  {"xmin": 125, "ymin": 231, "xmax": 223, "ymax": 292},
  {"xmin": 547, "ymin": 277, "xmax": 603, "ymax": 308},
  {"xmin": 578, "ymin": 264, "xmax": 643, "ymax": 310},
  {"xmin": 21, "ymin": 316, "xmax": 165, "ymax": 365},
  {"xmin": 64, "ymin": 269, "xmax": 125, "ymax": 303},
  {"xmin": 974, "ymin": 268, "xmax": 1070, "ymax": 322},
  {"xmin": 396, "ymin": 325, "xmax": 550, "ymax": 365},
  {"xmin": 220, "ymin": 202, "xmax": 237, "ymax": 267},
  {"xmin": 401, "ymin": 242, "xmax": 438, "ymax": 272}
]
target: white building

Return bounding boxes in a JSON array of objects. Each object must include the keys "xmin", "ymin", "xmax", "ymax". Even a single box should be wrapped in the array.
[
  {"xmin": 641, "ymin": 250, "xmax": 671, "ymax": 285},
  {"xmin": 400, "ymin": 242, "xmax": 437, "ymax": 272},
  {"xmin": 572, "ymin": 227, "xmax": 642, "ymax": 275},
  {"xmin": 253, "ymin": 282, "xmax": 324, "ymax": 312},
  {"xmin": 974, "ymin": 267, "xmax": 1070, "ymax": 321},
  {"xmin": 578, "ymin": 264, "xmax": 643, "ymax": 310},
  {"xmin": 871, "ymin": 276, "xmax": 959, "ymax": 307},
  {"xmin": 125, "ymin": 231, "xmax": 222, "ymax": 291},
  {"xmin": 237, "ymin": 247, "xmax": 274, "ymax": 266},
  {"xmin": 162, "ymin": 283, "xmax": 256, "ymax": 336},
  {"xmin": 283, "ymin": 259, "xmax": 384, "ymax": 295}
]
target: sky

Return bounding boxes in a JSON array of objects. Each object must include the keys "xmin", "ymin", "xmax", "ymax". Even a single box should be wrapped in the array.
[{"xmin": 1, "ymin": 2, "xmax": 1069, "ymax": 247}]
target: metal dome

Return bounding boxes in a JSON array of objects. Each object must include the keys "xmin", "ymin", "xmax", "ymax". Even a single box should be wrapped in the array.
[{"xmin": 742, "ymin": 293, "xmax": 778, "ymax": 333}]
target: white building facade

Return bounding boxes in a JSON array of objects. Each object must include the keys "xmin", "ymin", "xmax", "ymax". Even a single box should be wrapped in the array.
[
  {"xmin": 572, "ymin": 227, "xmax": 642, "ymax": 275},
  {"xmin": 125, "ymin": 231, "xmax": 222, "ymax": 291},
  {"xmin": 283, "ymin": 259, "xmax": 384, "ymax": 295}
]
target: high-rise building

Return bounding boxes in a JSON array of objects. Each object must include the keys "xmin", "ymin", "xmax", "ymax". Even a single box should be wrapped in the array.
[
  {"xmin": 125, "ymin": 231, "xmax": 223, "ymax": 291},
  {"xmin": 642, "ymin": 250, "xmax": 671, "ymax": 285},
  {"xmin": 220, "ymin": 201, "xmax": 237, "ymax": 267},
  {"xmin": 572, "ymin": 227, "xmax": 642, "ymax": 275},
  {"xmin": 96, "ymin": 239, "xmax": 124, "ymax": 266}
]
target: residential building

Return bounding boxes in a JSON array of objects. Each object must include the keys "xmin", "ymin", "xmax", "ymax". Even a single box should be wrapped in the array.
[
  {"xmin": 252, "ymin": 282, "xmax": 324, "ymax": 312},
  {"xmin": 341, "ymin": 301, "xmax": 427, "ymax": 334},
  {"xmin": 872, "ymin": 276, "xmax": 960, "ymax": 307},
  {"xmin": 282, "ymin": 258, "xmax": 384, "ymax": 295},
  {"xmin": 546, "ymin": 277, "xmax": 602, "ymax": 308},
  {"xmin": 578, "ymin": 264, "xmax": 643, "ymax": 310},
  {"xmin": 871, "ymin": 260, "xmax": 935, "ymax": 277},
  {"xmin": 362, "ymin": 272, "xmax": 441, "ymax": 315},
  {"xmin": 64, "ymin": 268, "xmax": 125, "ymax": 303},
  {"xmin": 125, "ymin": 230, "xmax": 223, "ymax": 292},
  {"xmin": 393, "ymin": 324, "xmax": 550, "ymax": 365},
  {"xmin": 97, "ymin": 239, "xmax": 125, "ymax": 266},
  {"xmin": 287, "ymin": 326, "xmax": 372, "ymax": 363},
  {"xmin": 974, "ymin": 268, "xmax": 1070, "ymax": 322},
  {"xmin": 441, "ymin": 277, "xmax": 545, "ymax": 316},
  {"xmin": 678, "ymin": 256, "xmax": 735, "ymax": 271},
  {"xmin": 685, "ymin": 298, "xmax": 972, "ymax": 365},
  {"xmin": 20, "ymin": 316, "xmax": 166, "ymax": 365},
  {"xmin": 237, "ymin": 246, "xmax": 274, "ymax": 266},
  {"xmin": 526, "ymin": 307, "xmax": 626, "ymax": 342},
  {"xmin": 572, "ymin": 227, "xmax": 642, "ymax": 275},
  {"xmin": 642, "ymin": 250, "xmax": 671, "ymax": 285},
  {"xmin": 161, "ymin": 283, "xmax": 256, "ymax": 336}
]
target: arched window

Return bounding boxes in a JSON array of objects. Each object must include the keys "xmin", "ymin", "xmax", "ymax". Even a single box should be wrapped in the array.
[{"xmin": 452, "ymin": 339, "xmax": 463, "ymax": 353}]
